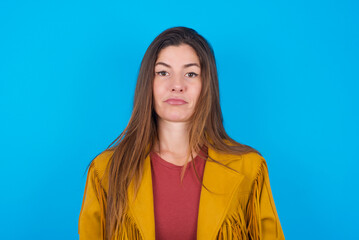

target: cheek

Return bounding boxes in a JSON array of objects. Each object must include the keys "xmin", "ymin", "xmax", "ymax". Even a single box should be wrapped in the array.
[
  {"xmin": 153, "ymin": 79, "xmax": 166, "ymax": 104},
  {"xmin": 192, "ymin": 81, "xmax": 202, "ymax": 101},
  {"xmin": 153, "ymin": 80, "xmax": 161, "ymax": 100}
]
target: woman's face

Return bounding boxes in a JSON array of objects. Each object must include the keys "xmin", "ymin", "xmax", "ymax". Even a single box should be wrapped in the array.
[{"xmin": 153, "ymin": 44, "xmax": 202, "ymax": 123}]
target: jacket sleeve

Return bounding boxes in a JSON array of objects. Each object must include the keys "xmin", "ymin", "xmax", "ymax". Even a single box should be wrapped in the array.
[
  {"xmin": 78, "ymin": 162, "xmax": 105, "ymax": 240},
  {"xmin": 261, "ymin": 160, "xmax": 285, "ymax": 239},
  {"xmin": 247, "ymin": 158, "xmax": 285, "ymax": 240}
]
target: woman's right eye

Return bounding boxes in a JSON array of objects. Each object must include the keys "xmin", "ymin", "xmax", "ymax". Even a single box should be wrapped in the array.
[{"xmin": 156, "ymin": 71, "xmax": 169, "ymax": 76}]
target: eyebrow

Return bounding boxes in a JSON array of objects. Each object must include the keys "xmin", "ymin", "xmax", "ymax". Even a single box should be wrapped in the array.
[{"xmin": 155, "ymin": 62, "xmax": 200, "ymax": 68}]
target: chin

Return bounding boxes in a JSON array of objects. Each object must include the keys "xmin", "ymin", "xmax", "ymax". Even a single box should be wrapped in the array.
[
  {"xmin": 164, "ymin": 117, "xmax": 189, "ymax": 123},
  {"xmin": 158, "ymin": 114, "xmax": 190, "ymax": 123},
  {"xmin": 155, "ymin": 109, "xmax": 193, "ymax": 122}
]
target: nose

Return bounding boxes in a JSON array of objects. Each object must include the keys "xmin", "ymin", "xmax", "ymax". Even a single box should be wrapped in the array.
[
  {"xmin": 171, "ymin": 86, "xmax": 183, "ymax": 92},
  {"xmin": 170, "ymin": 75, "xmax": 185, "ymax": 93}
]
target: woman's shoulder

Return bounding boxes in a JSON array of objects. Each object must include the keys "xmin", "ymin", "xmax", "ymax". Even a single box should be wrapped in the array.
[
  {"xmin": 236, "ymin": 151, "xmax": 267, "ymax": 180},
  {"xmin": 88, "ymin": 149, "xmax": 115, "ymax": 180},
  {"xmin": 209, "ymin": 148, "xmax": 266, "ymax": 181}
]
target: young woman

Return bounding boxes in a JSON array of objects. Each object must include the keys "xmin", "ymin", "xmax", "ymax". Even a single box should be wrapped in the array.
[{"xmin": 79, "ymin": 27, "xmax": 285, "ymax": 240}]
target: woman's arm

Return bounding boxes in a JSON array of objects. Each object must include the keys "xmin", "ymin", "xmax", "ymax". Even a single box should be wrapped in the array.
[
  {"xmin": 78, "ymin": 162, "xmax": 106, "ymax": 240},
  {"xmin": 247, "ymin": 158, "xmax": 285, "ymax": 240}
]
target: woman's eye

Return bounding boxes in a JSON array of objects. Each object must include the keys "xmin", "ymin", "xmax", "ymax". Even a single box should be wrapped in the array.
[
  {"xmin": 156, "ymin": 71, "xmax": 169, "ymax": 76},
  {"xmin": 186, "ymin": 72, "xmax": 199, "ymax": 78}
]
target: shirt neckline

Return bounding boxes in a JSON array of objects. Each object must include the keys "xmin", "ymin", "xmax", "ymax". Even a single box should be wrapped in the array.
[{"xmin": 150, "ymin": 146, "xmax": 208, "ymax": 170}]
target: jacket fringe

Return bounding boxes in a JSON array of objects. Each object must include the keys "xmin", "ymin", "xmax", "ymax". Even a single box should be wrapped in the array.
[
  {"xmin": 245, "ymin": 160, "xmax": 266, "ymax": 240},
  {"xmin": 216, "ymin": 210, "xmax": 248, "ymax": 240},
  {"xmin": 88, "ymin": 162, "xmax": 143, "ymax": 240},
  {"xmin": 114, "ymin": 213, "xmax": 143, "ymax": 240},
  {"xmin": 217, "ymin": 160, "xmax": 267, "ymax": 240},
  {"xmin": 78, "ymin": 162, "xmax": 107, "ymax": 238},
  {"xmin": 89, "ymin": 162, "xmax": 108, "ymax": 239}
]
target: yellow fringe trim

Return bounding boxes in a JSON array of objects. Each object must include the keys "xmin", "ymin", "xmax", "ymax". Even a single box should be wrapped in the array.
[
  {"xmin": 246, "ymin": 160, "xmax": 266, "ymax": 240},
  {"xmin": 79, "ymin": 162, "xmax": 107, "ymax": 237},
  {"xmin": 217, "ymin": 160, "xmax": 267, "ymax": 240},
  {"xmin": 85, "ymin": 162, "xmax": 143, "ymax": 240},
  {"xmin": 216, "ymin": 210, "xmax": 248, "ymax": 240},
  {"xmin": 87, "ymin": 162, "xmax": 108, "ymax": 239},
  {"xmin": 114, "ymin": 213, "xmax": 143, "ymax": 240}
]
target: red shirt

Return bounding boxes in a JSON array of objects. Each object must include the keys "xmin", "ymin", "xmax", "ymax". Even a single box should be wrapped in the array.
[{"xmin": 150, "ymin": 147, "xmax": 207, "ymax": 240}]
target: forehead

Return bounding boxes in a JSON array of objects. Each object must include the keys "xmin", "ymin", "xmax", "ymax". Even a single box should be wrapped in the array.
[{"xmin": 156, "ymin": 44, "xmax": 200, "ymax": 65}]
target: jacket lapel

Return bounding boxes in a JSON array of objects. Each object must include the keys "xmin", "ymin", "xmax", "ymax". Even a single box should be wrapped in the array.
[
  {"xmin": 127, "ymin": 154, "xmax": 156, "ymax": 239},
  {"xmin": 196, "ymin": 147, "xmax": 245, "ymax": 240}
]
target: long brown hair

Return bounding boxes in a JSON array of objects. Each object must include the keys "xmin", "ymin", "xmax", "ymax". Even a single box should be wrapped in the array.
[{"xmin": 103, "ymin": 26, "xmax": 260, "ymax": 239}]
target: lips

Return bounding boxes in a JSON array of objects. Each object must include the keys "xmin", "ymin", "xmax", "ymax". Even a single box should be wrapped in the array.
[{"xmin": 165, "ymin": 98, "xmax": 187, "ymax": 105}]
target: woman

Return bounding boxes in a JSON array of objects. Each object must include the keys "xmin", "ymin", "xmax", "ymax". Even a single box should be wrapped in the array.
[{"xmin": 79, "ymin": 27, "xmax": 285, "ymax": 240}]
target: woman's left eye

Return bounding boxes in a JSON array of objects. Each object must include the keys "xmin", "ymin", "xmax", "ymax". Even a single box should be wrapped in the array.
[{"xmin": 185, "ymin": 72, "xmax": 199, "ymax": 78}]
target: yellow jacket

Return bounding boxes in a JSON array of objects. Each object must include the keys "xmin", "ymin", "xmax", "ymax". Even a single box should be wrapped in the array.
[{"xmin": 79, "ymin": 147, "xmax": 285, "ymax": 240}]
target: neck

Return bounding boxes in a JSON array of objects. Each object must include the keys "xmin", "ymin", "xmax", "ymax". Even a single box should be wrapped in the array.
[
  {"xmin": 152, "ymin": 118, "xmax": 202, "ymax": 166},
  {"xmin": 154, "ymin": 119, "xmax": 190, "ymax": 156}
]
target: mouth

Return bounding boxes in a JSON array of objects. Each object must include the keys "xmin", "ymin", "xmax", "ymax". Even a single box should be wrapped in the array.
[{"xmin": 164, "ymin": 98, "xmax": 188, "ymax": 105}]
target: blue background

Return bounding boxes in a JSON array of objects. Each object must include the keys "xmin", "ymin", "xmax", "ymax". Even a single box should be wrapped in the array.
[{"xmin": 1, "ymin": 0, "xmax": 358, "ymax": 239}]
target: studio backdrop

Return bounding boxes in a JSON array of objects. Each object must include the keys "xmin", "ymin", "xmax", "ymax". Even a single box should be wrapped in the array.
[{"xmin": 0, "ymin": 0, "xmax": 358, "ymax": 239}]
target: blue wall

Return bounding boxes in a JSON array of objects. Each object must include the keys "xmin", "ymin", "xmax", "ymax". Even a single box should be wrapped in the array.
[{"xmin": 1, "ymin": 0, "xmax": 358, "ymax": 239}]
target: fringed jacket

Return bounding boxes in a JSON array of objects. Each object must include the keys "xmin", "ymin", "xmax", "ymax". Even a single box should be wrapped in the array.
[{"xmin": 78, "ymin": 147, "xmax": 285, "ymax": 240}]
